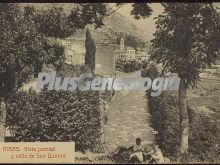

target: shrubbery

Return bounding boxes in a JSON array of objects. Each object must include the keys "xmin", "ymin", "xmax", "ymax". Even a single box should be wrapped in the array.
[
  {"xmin": 116, "ymin": 60, "xmax": 149, "ymax": 73},
  {"xmin": 188, "ymin": 109, "xmax": 220, "ymax": 162},
  {"xmin": 6, "ymin": 89, "xmax": 102, "ymax": 153},
  {"xmin": 149, "ymin": 91, "xmax": 220, "ymax": 162},
  {"xmin": 144, "ymin": 63, "xmax": 181, "ymax": 160},
  {"xmin": 141, "ymin": 62, "xmax": 159, "ymax": 78},
  {"xmin": 148, "ymin": 92, "xmax": 181, "ymax": 160},
  {"xmin": 142, "ymin": 60, "xmax": 219, "ymax": 161},
  {"xmin": 148, "ymin": 93, "xmax": 220, "ymax": 162},
  {"xmin": 146, "ymin": 63, "xmax": 220, "ymax": 162},
  {"xmin": 123, "ymin": 61, "xmax": 138, "ymax": 73}
]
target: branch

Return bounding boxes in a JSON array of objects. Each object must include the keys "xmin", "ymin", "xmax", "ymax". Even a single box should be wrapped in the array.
[
  {"xmin": 105, "ymin": 3, "xmax": 118, "ymax": 12},
  {"xmin": 106, "ymin": 3, "xmax": 127, "ymax": 16}
]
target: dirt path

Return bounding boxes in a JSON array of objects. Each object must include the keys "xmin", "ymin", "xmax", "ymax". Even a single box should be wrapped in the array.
[{"xmin": 104, "ymin": 90, "xmax": 156, "ymax": 153}]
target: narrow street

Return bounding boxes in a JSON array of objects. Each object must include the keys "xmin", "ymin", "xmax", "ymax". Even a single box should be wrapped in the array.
[{"xmin": 104, "ymin": 90, "xmax": 156, "ymax": 153}]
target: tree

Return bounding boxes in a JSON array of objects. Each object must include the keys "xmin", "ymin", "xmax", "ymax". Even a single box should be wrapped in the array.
[
  {"xmin": 0, "ymin": 3, "xmax": 110, "ymax": 98},
  {"xmin": 35, "ymin": 4, "xmax": 108, "ymax": 38},
  {"xmin": 111, "ymin": 3, "xmax": 152, "ymax": 19},
  {"xmin": 1, "ymin": 4, "xmax": 44, "ymax": 97},
  {"xmin": 149, "ymin": 3, "xmax": 220, "ymax": 156},
  {"xmin": 0, "ymin": 2, "xmax": 152, "ymax": 142},
  {"xmin": 85, "ymin": 28, "xmax": 96, "ymax": 72},
  {"xmin": 0, "ymin": 3, "xmax": 152, "ymax": 98},
  {"xmin": 0, "ymin": 3, "xmax": 108, "ymax": 141},
  {"xmin": 130, "ymin": 3, "xmax": 153, "ymax": 20},
  {"xmin": 0, "ymin": 4, "xmax": 66, "ymax": 97}
]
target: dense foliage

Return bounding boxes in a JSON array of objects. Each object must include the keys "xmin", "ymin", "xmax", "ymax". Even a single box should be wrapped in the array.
[
  {"xmin": 148, "ymin": 91, "xmax": 220, "ymax": 162},
  {"xmin": 150, "ymin": 3, "xmax": 220, "ymax": 88},
  {"xmin": 130, "ymin": 3, "xmax": 153, "ymax": 20},
  {"xmin": 148, "ymin": 92, "xmax": 181, "ymax": 160},
  {"xmin": 85, "ymin": 29, "xmax": 96, "ymax": 72},
  {"xmin": 0, "ymin": 4, "xmax": 63, "ymax": 98},
  {"xmin": 6, "ymin": 89, "xmax": 102, "ymax": 152},
  {"xmin": 0, "ymin": 3, "xmax": 108, "ymax": 99},
  {"xmin": 144, "ymin": 62, "xmax": 219, "ymax": 162},
  {"xmin": 0, "ymin": 2, "xmax": 153, "ymax": 99},
  {"xmin": 116, "ymin": 60, "xmax": 149, "ymax": 73},
  {"xmin": 188, "ymin": 109, "xmax": 220, "ymax": 162},
  {"xmin": 149, "ymin": 3, "xmax": 220, "ymax": 155}
]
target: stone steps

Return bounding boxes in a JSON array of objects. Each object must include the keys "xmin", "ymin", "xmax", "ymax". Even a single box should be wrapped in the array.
[{"xmin": 104, "ymin": 90, "xmax": 156, "ymax": 153}]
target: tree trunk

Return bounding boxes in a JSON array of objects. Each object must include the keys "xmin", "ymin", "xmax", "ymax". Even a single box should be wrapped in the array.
[
  {"xmin": 179, "ymin": 79, "xmax": 189, "ymax": 155},
  {"xmin": 0, "ymin": 100, "xmax": 6, "ymax": 142}
]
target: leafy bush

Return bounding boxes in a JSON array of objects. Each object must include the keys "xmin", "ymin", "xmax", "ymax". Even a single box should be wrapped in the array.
[
  {"xmin": 123, "ymin": 61, "xmax": 137, "ymax": 73},
  {"xmin": 116, "ymin": 60, "xmax": 150, "ymax": 73},
  {"xmin": 148, "ymin": 92, "xmax": 181, "ymax": 160},
  {"xmin": 143, "ymin": 62, "xmax": 180, "ymax": 159},
  {"xmin": 148, "ymin": 91, "xmax": 220, "ymax": 162},
  {"xmin": 57, "ymin": 63, "xmax": 90, "ymax": 77},
  {"xmin": 188, "ymin": 109, "xmax": 220, "ymax": 162},
  {"xmin": 6, "ymin": 89, "xmax": 102, "ymax": 152},
  {"xmin": 141, "ymin": 62, "xmax": 159, "ymax": 79}
]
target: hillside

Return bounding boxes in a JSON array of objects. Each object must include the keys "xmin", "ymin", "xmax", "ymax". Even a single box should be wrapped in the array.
[
  {"xmin": 18, "ymin": 3, "xmax": 149, "ymax": 76},
  {"xmin": 101, "ymin": 12, "xmax": 148, "ymax": 43},
  {"xmin": 19, "ymin": 3, "xmax": 148, "ymax": 44}
]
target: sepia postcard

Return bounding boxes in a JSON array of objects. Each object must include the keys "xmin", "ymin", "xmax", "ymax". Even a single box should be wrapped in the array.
[{"xmin": 0, "ymin": 1, "xmax": 220, "ymax": 164}]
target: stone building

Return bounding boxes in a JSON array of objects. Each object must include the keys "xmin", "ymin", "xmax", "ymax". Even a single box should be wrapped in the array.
[{"xmin": 115, "ymin": 38, "xmax": 136, "ymax": 61}]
